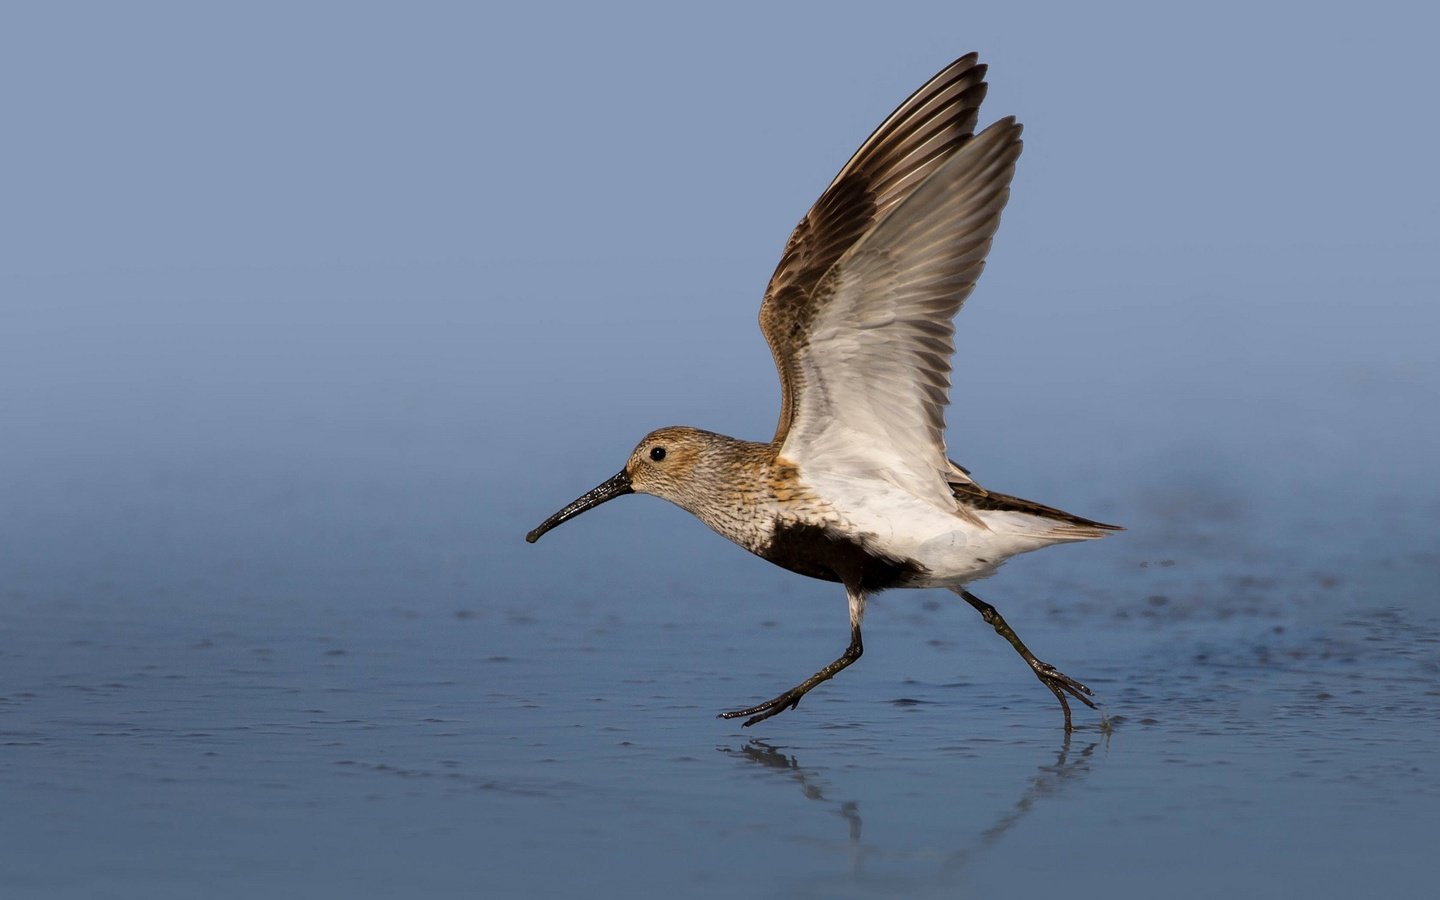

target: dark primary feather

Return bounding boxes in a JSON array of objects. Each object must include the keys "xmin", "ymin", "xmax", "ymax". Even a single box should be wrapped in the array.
[{"xmin": 760, "ymin": 54, "xmax": 990, "ymax": 445}]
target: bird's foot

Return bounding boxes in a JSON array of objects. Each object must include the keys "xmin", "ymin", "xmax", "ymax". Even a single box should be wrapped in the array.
[
  {"xmin": 719, "ymin": 690, "xmax": 805, "ymax": 728},
  {"xmin": 1030, "ymin": 659, "xmax": 1097, "ymax": 732}
]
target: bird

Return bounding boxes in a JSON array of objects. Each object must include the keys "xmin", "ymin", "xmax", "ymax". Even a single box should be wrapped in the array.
[{"xmin": 525, "ymin": 53, "xmax": 1121, "ymax": 730}]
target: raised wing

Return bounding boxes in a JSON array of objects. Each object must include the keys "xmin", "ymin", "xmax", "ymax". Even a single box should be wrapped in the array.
[
  {"xmin": 774, "ymin": 118, "xmax": 1024, "ymax": 505},
  {"xmin": 760, "ymin": 54, "xmax": 990, "ymax": 445}
]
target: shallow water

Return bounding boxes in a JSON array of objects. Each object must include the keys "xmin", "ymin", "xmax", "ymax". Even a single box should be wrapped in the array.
[{"xmin": 2, "ymin": 442, "xmax": 1437, "ymax": 897}]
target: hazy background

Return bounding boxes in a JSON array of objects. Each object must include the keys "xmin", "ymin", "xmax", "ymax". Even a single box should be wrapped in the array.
[{"xmin": 2, "ymin": 2, "xmax": 1438, "ymax": 897}]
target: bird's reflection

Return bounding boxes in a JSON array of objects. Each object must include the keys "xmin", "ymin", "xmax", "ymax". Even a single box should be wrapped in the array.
[
  {"xmin": 719, "ymin": 740, "xmax": 864, "ymax": 844},
  {"xmin": 719, "ymin": 725, "xmax": 1109, "ymax": 892},
  {"xmin": 946, "ymin": 733, "xmax": 1102, "ymax": 873}
]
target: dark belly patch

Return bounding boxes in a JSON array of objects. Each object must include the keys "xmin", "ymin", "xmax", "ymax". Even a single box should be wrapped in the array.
[{"xmin": 761, "ymin": 521, "xmax": 926, "ymax": 591}]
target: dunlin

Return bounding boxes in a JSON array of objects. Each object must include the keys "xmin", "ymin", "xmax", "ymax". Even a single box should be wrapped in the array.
[{"xmin": 527, "ymin": 53, "xmax": 1120, "ymax": 729}]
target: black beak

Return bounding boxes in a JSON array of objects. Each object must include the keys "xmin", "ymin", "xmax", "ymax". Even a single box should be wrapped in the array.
[{"xmin": 525, "ymin": 470, "xmax": 634, "ymax": 543}]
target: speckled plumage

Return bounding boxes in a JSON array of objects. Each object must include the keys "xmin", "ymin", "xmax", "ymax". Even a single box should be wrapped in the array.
[{"xmin": 527, "ymin": 54, "xmax": 1120, "ymax": 730}]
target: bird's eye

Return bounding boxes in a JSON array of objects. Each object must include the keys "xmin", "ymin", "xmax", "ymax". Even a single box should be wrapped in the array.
[{"xmin": 649, "ymin": 446, "xmax": 667, "ymax": 462}]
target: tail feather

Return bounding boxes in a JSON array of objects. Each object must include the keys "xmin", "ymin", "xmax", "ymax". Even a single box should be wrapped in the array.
[{"xmin": 947, "ymin": 467, "xmax": 1122, "ymax": 540}]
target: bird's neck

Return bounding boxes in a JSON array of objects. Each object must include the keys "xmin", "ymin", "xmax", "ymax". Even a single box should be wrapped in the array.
[{"xmin": 670, "ymin": 438, "xmax": 789, "ymax": 553}]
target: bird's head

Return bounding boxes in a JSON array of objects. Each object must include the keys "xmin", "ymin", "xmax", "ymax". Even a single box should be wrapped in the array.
[{"xmin": 525, "ymin": 426, "xmax": 716, "ymax": 543}]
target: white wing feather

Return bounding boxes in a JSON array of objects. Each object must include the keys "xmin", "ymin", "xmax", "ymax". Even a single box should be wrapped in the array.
[{"xmin": 778, "ymin": 118, "xmax": 1023, "ymax": 507}]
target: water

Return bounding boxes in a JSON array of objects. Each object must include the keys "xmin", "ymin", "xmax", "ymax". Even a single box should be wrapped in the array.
[
  {"xmin": 3, "ymin": 425, "xmax": 1437, "ymax": 897},
  {"xmin": 4, "ymin": 3, "xmax": 1440, "ymax": 897}
]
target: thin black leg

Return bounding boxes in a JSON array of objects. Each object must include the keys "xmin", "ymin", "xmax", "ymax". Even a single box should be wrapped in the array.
[
  {"xmin": 955, "ymin": 587, "xmax": 1097, "ymax": 731},
  {"xmin": 719, "ymin": 624, "xmax": 863, "ymax": 728}
]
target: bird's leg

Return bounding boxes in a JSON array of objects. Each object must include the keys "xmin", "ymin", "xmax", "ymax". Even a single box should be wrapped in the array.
[
  {"xmin": 719, "ymin": 625, "xmax": 862, "ymax": 727},
  {"xmin": 953, "ymin": 587, "xmax": 1097, "ymax": 731},
  {"xmin": 720, "ymin": 587, "xmax": 867, "ymax": 728}
]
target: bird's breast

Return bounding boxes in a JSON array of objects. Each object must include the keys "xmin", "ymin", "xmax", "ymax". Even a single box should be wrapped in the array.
[{"xmin": 676, "ymin": 456, "xmax": 927, "ymax": 590}]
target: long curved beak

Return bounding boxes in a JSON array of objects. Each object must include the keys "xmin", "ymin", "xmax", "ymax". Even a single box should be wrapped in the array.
[{"xmin": 525, "ymin": 470, "xmax": 634, "ymax": 543}]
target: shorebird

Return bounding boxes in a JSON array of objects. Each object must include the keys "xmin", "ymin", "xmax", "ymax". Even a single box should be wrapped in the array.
[{"xmin": 526, "ymin": 53, "xmax": 1120, "ymax": 729}]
